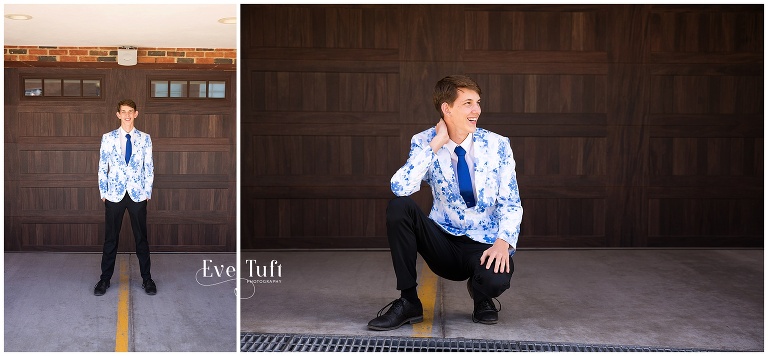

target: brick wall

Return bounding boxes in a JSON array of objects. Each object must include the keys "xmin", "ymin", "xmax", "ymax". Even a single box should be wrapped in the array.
[{"xmin": 4, "ymin": 46, "xmax": 236, "ymax": 65}]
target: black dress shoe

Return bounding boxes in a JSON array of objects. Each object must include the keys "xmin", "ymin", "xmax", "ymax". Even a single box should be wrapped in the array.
[
  {"xmin": 368, "ymin": 298, "xmax": 423, "ymax": 331},
  {"xmin": 142, "ymin": 278, "xmax": 157, "ymax": 295},
  {"xmin": 472, "ymin": 298, "xmax": 501, "ymax": 324},
  {"xmin": 467, "ymin": 278, "xmax": 502, "ymax": 324},
  {"xmin": 94, "ymin": 279, "xmax": 110, "ymax": 296}
]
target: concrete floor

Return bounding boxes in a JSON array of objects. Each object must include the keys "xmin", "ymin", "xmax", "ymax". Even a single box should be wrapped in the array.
[
  {"xmin": 4, "ymin": 252, "xmax": 237, "ymax": 352},
  {"xmin": 240, "ymin": 249, "xmax": 763, "ymax": 351},
  {"xmin": 5, "ymin": 249, "xmax": 762, "ymax": 351}
]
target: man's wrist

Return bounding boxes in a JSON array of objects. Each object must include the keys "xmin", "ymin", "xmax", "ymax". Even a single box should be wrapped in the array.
[{"xmin": 429, "ymin": 137, "xmax": 445, "ymax": 153}]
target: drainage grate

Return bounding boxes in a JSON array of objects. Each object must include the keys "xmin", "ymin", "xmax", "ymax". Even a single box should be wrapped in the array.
[{"xmin": 241, "ymin": 333, "xmax": 711, "ymax": 352}]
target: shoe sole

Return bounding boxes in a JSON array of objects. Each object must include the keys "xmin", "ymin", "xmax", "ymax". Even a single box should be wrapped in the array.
[
  {"xmin": 143, "ymin": 287, "xmax": 157, "ymax": 295},
  {"xmin": 367, "ymin": 316, "xmax": 423, "ymax": 331},
  {"xmin": 472, "ymin": 316, "xmax": 498, "ymax": 325},
  {"xmin": 94, "ymin": 285, "xmax": 109, "ymax": 296}
]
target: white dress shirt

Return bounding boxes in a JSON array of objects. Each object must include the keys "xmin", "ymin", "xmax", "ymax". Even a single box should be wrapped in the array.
[{"xmin": 444, "ymin": 134, "xmax": 476, "ymax": 201}]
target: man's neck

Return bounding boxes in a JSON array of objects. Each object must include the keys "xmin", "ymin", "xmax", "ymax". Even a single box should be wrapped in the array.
[
  {"xmin": 447, "ymin": 127, "xmax": 470, "ymax": 145},
  {"xmin": 121, "ymin": 123, "xmax": 135, "ymax": 133}
]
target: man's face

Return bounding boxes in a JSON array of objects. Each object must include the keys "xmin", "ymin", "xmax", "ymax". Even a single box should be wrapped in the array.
[
  {"xmin": 443, "ymin": 88, "xmax": 481, "ymax": 137},
  {"xmin": 116, "ymin": 105, "xmax": 138, "ymax": 125}
]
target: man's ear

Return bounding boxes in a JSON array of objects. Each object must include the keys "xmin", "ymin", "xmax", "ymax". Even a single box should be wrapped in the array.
[{"xmin": 441, "ymin": 102, "xmax": 451, "ymax": 117}]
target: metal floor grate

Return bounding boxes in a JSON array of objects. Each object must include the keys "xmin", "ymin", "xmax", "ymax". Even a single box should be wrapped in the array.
[{"xmin": 241, "ymin": 333, "xmax": 711, "ymax": 352}]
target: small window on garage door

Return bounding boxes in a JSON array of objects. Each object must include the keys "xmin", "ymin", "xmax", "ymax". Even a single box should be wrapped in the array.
[
  {"xmin": 23, "ymin": 77, "xmax": 102, "ymax": 98},
  {"xmin": 149, "ymin": 79, "xmax": 228, "ymax": 99}
]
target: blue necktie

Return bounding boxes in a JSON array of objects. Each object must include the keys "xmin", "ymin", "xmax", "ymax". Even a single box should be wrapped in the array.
[
  {"xmin": 125, "ymin": 133, "xmax": 132, "ymax": 164},
  {"xmin": 455, "ymin": 146, "xmax": 475, "ymax": 208}
]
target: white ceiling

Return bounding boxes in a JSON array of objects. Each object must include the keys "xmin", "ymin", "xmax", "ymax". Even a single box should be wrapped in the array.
[{"xmin": 4, "ymin": 4, "xmax": 237, "ymax": 49}]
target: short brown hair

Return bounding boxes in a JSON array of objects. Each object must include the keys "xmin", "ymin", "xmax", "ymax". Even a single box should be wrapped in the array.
[
  {"xmin": 433, "ymin": 75, "xmax": 482, "ymax": 118},
  {"xmin": 117, "ymin": 99, "xmax": 137, "ymax": 112}
]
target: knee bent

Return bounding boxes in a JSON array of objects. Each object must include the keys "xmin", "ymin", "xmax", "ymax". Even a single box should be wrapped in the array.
[
  {"xmin": 386, "ymin": 196, "xmax": 418, "ymax": 223},
  {"xmin": 472, "ymin": 269, "xmax": 512, "ymax": 298}
]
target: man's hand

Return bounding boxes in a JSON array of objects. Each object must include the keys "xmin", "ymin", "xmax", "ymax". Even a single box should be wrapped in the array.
[
  {"xmin": 430, "ymin": 119, "xmax": 449, "ymax": 153},
  {"xmin": 480, "ymin": 238, "xmax": 511, "ymax": 273},
  {"xmin": 102, "ymin": 198, "xmax": 105, "ymax": 202}
]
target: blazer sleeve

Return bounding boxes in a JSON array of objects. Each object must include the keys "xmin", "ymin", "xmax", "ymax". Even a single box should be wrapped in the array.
[
  {"xmin": 493, "ymin": 137, "xmax": 523, "ymax": 250},
  {"xmin": 390, "ymin": 131, "xmax": 435, "ymax": 196},
  {"xmin": 143, "ymin": 134, "xmax": 155, "ymax": 199},
  {"xmin": 98, "ymin": 134, "xmax": 110, "ymax": 199}
]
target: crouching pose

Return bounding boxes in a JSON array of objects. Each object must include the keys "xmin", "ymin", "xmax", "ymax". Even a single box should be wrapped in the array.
[{"xmin": 368, "ymin": 75, "xmax": 523, "ymax": 330}]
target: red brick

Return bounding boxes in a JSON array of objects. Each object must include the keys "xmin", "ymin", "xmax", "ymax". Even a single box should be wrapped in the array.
[
  {"xmin": 204, "ymin": 51, "xmax": 225, "ymax": 58},
  {"xmin": 2, "ymin": 45, "xmax": 234, "ymax": 66},
  {"xmin": 154, "ymin": 57, "xmax": 175, "ymax": 63},
  {"xmin": 195, "ymin": 57, "xmax": 215, "ymax": 64},
  {"xmin": 220, "ymin": 51, "xmax": 236, "ymax": 58}
]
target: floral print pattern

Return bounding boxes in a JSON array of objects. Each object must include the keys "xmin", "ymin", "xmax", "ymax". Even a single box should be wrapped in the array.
[
  {"xmin": 98, "ymin": 129, "xmax": 154, "ymax": 202},
  {"xmin": 391, "ymin": 127, "xmax": 523, "ymax": 253}
]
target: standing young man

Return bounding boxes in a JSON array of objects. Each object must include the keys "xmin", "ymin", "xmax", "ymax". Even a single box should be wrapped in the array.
[
  {"xmin": 368, "ymin": 75, "xmax": 523, "ymax": 330},
  {"xmin": 94, "ymin": 99, "xmax": 156, "ymax": 296}
]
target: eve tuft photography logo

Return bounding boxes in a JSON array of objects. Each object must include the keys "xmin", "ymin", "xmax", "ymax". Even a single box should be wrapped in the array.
[{"xmin": 195, "ymin": 259, "xmax": 283, "ymax": 300}]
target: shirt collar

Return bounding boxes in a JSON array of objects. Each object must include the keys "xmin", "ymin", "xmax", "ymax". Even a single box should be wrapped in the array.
[
  {"xmin": 446, "ymin": 133, "xmax": 473, "ymax": 154},
  {"xmin": 120, "ymin": 127, "xmax": 136, "ymax": 136},
  {"xmin": 458, "ymin": 133, "xmax": 473, "ymax": 151}
]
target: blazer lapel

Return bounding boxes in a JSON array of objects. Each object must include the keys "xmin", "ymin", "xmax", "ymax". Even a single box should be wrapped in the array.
[
  {"xmin": 108, "ymin": 129, "xmax": 121, "ymax": 160},
  {"xmin": 437, "ymin": 141, "xmax": 475, "ymax": 209},
  {"xmin": 127, "ymin": 131, "xmax": 137, "ymax": 165},
  {"xmin": 435, "ymin": 146, "xmax": 455, "ymax": 188},
  {"xmin": 109, "ymin": 129, "xmax": 132, "ymax": 166},
  {"xmin": 472, "ymin": 131, "xmax": 490, "ymax": 207}
]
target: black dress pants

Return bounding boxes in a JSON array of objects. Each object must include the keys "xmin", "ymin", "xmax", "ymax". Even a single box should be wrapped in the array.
[
  {"xmin": 100, "ymin": 193, "xmax": 152, "ymax": 281},
  {"xmin": 386, "ymin": 196, "xmax": 513, "ymax": 301}
]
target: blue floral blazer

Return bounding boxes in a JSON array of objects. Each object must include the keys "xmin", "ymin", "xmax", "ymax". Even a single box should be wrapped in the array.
[
  {"xmin": 391, "ymin": 127, "xmax": 523, "ymax": 252},
  {"xmin": 98, "ymin": 128, "xmax": 154, "ymax": 203}
]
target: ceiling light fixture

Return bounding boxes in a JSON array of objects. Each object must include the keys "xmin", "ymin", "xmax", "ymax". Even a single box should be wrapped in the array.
[
  {"xmin": 5, "ymin": 14, "xmax": 33, "ymax": 20},
  {"xmin": 218, "ymin": 17, "xmax": 236, "ymax": 25}
]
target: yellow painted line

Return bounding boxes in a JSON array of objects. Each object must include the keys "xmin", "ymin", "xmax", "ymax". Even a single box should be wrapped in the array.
[
  {"xmin": 412, "ymin": 264, "xmax": 438, "ymax": 338},
  {"xmin": 115, "ymin": 255, "xmax": 130, "ymax": 352}
]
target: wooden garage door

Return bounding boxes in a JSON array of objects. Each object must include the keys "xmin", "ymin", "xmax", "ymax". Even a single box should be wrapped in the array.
[
  {"xmin": 240, "ymin": 4, "xmax": 762, "ymax": 249},
  {"xmin": 4, "ymin": 66, "xmax": 236, "ymax": 252}
]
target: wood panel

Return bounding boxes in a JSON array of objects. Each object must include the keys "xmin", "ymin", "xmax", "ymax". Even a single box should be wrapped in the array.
[
  {"xmin": 464, "ymin": 7, "xmax": 607, "ymax": 52},
  {"xmin": 242, "ymin": 5, "xmax": 404, "ymax": 248},
  {"xmin": 240, "ymin": 4, "xmax": 763, "ymax": 249},
  {"xmin": 4, "ymin": 67, "xmax": 236, "ymax": 252},
  {"xmin": 645, "ymin": 5, "xmax": 763, "ymax": 247}
]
